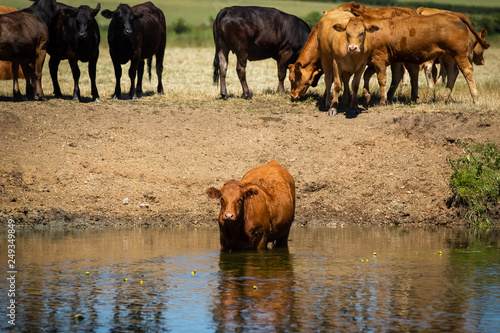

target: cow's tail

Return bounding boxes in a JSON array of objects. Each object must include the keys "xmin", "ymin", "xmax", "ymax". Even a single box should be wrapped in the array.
[
  {"xmin": 455, "ymin": 12, "xmax": 490, "ymax": 49},
  {"xmin": 213, "ymin": 7, "xmax": 229, "ymax": 85},
  {"xmin": 147, "ymin": 58, "xmax": 152, "ymax": 82}
]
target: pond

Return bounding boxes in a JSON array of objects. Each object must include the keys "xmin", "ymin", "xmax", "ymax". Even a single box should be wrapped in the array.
[{"xmin": 1, "ymin": 226, "xmax": 499, "ymax": 332}]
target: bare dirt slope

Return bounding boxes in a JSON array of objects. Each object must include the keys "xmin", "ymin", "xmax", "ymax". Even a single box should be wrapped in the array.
[{"xmin": 1, "ymin": 97, "xmax": 499, "ymax": 228}]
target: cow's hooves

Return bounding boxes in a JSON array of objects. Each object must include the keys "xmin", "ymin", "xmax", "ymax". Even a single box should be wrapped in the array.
[
  {"xmin": 73, "ymin": 97, "xmax": 80, "ymax": 102},
  {"xmin": 94, "ymin": 98, "xmax": 101, "ymax": 103},
  {"xmin": 328, "ymin": 110, "xmax": 337, "ymax": 116},
  {"xmin": 220, "ymin": 95, "xmax": 228, "ymax": 100}
]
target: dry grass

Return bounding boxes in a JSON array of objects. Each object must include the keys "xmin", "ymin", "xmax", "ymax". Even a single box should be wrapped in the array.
[{"xmin": 1, "ymin": 46, "xmax": 499, "ymax": 116}]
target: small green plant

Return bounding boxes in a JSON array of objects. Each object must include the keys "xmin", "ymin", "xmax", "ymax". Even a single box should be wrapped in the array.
[{"xmin": 448, "ymin": 142, "xmax": 500, "ymax": 228}]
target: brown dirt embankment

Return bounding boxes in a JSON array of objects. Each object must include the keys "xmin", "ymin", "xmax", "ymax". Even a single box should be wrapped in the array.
[{"xmin": 1, "ymin": 98, "xmax": 499, "ymax": 228}]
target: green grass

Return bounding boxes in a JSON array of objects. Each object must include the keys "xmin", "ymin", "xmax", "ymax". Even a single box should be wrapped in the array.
[{"xmin": 448, "ymin": 143, "xmax": 500, "ymax": 228}]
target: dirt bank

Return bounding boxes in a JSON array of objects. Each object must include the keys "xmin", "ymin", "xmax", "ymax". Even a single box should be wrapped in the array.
[{"xmin": 1, "ymin": 97, "xmax": 499, "ymax": 228}]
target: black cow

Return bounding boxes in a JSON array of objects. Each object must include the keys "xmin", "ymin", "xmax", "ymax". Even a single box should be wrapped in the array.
[
  {"xmin": 48, "ymin": 2, "xmax": 101, "ymax": 102},
  {"xmin": 213, "ymin": 6, "xmax": 311, "ymax": 100},
  {"xmin": 101, "ymin": 1, "xmax": 166, "ymax": 100},
  {"xmin": 0, "ymin": 0, "xmax": 58, "ymax": 100}
]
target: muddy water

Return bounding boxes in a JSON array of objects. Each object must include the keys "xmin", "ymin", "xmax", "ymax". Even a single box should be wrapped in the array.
[{"xmin": 1, "ymin": 226, "xmax": 499, "ymax": 331}]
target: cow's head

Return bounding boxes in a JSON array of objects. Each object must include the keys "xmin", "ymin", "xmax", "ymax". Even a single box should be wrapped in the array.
[
  {"xmin": 289, "ymin": 62, "xmax": 323, "ymax": 101},
  {"xmin": 472, "ymin": 28, "xmax": 489, "ymax": 66},
  {"xmin": 102, "ymin": 4, "xmax": 143, "ymax": 37},
  {"xmin": 63, "ymin": 3, "xmax": 101, "ymax": 40},
  {"xmin": 333, "ymin": 17, "xmax": 379, "ymax": 53},
  {"xmin": 207, "ymin": 180, "xmax": 258, "ymax": 223}
]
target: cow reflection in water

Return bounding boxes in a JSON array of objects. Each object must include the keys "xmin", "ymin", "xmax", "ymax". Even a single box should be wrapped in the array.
[{"xmin": 213, "ymin": 250, "xmax": 298, "ymax": 331}]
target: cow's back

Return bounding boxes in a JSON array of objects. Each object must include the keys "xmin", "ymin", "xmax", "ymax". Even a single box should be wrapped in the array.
[
  {"xmin": 242, "ymin": 160, "xmax": 295, "ymax": 239},
  {"xmin": 219, "ymin": 6, "xmax": 309, "ymax": 61}
]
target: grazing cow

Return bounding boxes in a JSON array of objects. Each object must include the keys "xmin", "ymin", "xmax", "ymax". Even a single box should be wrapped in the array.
[
  {"xmin": 358, "ymin": 12, "xmax": 490, "ymax": 105},
  {"xmin": 48, "ymin": 2, "xmax": 101, "ymax": 101},
  {"xmin": 206, "ymin": 160, "xmax": 295, "ymax": 251},
  {"xmin": 318, "ymin": 10, "xmax": 378, "ymax": 115},
  {"xmin": 101, "ymin": 1, "xmax": 166, "ymax": 100},
  {"xmin": 0, "ymin": 0, "xmax": 58, "ymax": 100},
  {"xmin": 213, "ymin": 6, "xmax": 311, "ymax": 99},
  {"xmin": 0, "ymin": 6, "xmax": 24, "ymax": 80},
  {"xmin": 417, "ymin": 7, "xmax": 488, "ymax": 89}
]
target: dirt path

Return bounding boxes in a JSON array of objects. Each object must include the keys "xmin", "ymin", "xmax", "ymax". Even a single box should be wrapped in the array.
[{"xmin": 1, "ymin": 97, "xmax": 499, "ymax": 228}]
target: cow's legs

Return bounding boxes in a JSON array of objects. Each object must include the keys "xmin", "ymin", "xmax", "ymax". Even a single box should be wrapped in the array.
[
  {"xmin": 422, "ymin": 60, "xmax": 435, "ymax": 89},
  {"xmin": 451, "ymin": 56, "xmax": 477, "ymax": 104},
  {"xmin": 340, "ymin": 72, "xmax": 350, "ymax": 106},
  {"xmin": 217, "ymin": 48, "xmax": 230, "ymax": 99},
  {"xmin": 407, "ymin": 63, "xmax": 420, "ymax": 103},
  {"xmin": 375, "ymin": 63, "xmax": 388, "ymax": 106},
  {"xmin": 275, "ymin": 229, "xmax": 290, "ymax": 248},
  {"xmin": 362, "ymin": 65, "xmax": 376, "ymax": 105},
  {"xmin": 136, "ymin": 59, "xmax": 145, "ymax": 97},
  {"xmin": 89, "ymin": 57, "xmax": 100, "ymax": 101},
  {"xmin": 49, "ymin": 57, "xmax": 63, "ymax": 98},
  {"xmin": 33, "ymin": 50, "xmax": 47, "ymax": 101},
  {"xmin": 276, "ymin": 58, "xmax": 288, "ymax": 93},
  {"xmin": 330, "ymin": 62, "xmax": 342, "ymax": 116},
  {"xmin": 20, "ymin": 62, "xmax": 34, "ymax": 99},
  {"xmin": 155, "ymin": 52, "xmax": 165, "ymax": 94},
  {"xmin": 68, "ymin": 57, "xmax": 81, "ymax": 101},
  {"xmin": 442, "ymin": 59, "xmax": 460, "ymax": 103},
  {"xmin": 350, "ymin": 64, "xmax": 365, "ymax": 111},
  {"xmin": 236, "ymin": 55, "xmax": 251, "ymax": 99},
  {"xmin": 11, "ymin": 61, "xmax": 22, "ymax": 100},
  {"xmin": 111, "ymin": 59, "xmax": 122, "ymax": 99},
  {"xmin": 387, "ymin": 62, "xmax": 404, "ymax": 102},
  {"xmin": 128, "ymin": 58, "xmax": 139, "ymax": 100},
  {"xmin": 323, "ymin": 62, "xmax": 333, "ymax": 114}
]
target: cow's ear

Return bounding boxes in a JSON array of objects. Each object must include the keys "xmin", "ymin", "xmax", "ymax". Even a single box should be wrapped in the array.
[
  {"xmin": 332, "ymin": 23, "xmax": 346, "ymax": 32},
  {"xmin": 243, "ymin": 188, "xmax": 258, "ymax": 199},
  {"xmin": 134, "ymin": 12, "xmax": 144, "ymax": 20},
  {"xmin": 481, "ymin": 28, "xmax": 487, "ymax": 39},
  {"xmin": 206, "ymin": 187, "xmax": 222, "ymax": 199},
  {"xmin": 101, "ymin": 9, "xmax": 113, "ymax": 19},
  {"xmin": 366, "ymin": 25, "xmax": 380, "ymax": 33},
  {"xmin": 92, "ymin": 3, "xmax": 101, "ymax": 17}
]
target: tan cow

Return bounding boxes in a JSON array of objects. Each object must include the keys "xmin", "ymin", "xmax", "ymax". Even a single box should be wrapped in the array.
[
  {"xmin": 360, "ymin": 12, "xmax": 489, "ymax": 105},
  {"xmin": 0, "ymin": 5, "xmax": 24, "ymax": 80},
  {"xmin": 417, "ymin": 7, "xmax": 488, "ymax": 89},
  {"xmin": 318, "ymin": 11, "xmax": 379, "ymax": 115},
  {"xmin": 206, "ymin": 160, "xmax": 295, "ymax": 251}
]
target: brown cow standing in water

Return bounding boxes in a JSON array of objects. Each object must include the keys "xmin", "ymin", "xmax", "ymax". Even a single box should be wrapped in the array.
[{"xmin": 207, "ymin": 160, "xmax": 296, "ymax": 251}]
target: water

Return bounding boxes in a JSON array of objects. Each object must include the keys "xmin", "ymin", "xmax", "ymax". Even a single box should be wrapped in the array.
[{"xmin": 1, "ymin": 226, "xmax": 499, "ymax": 332}]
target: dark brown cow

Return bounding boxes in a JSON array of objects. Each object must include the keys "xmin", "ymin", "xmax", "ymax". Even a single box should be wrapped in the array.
[
  {"xmin": 102, "ymin": 1, "xmax": 166, "ymax": 100},
  {"xmin": 358, "ymin": 12, "xmax": 490, "ymax": 105},
  {"xmin": 0, "ymin": 0, "xmax": 58, "ymax": 100},
  {"xmin": 213, "ymin": 6, "xmax": 311, "ymax": 100},
  {"xmin": 48, "ymin": 2, "xmax": 101, "ymax": 101},
  {"xmin": 206, "ymin": 160, "xmax": 295, "ymax": 251},
  {"xmin": 0, "ymin": 5, "xmax": 24, "ymax": 80}
]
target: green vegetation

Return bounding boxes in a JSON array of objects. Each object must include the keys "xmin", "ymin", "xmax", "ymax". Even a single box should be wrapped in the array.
[{"xmin": 448, "ymin": 142, "xmax": 500, "ymax": 228}]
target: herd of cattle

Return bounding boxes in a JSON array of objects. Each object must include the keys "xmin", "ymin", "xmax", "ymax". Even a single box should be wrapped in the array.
[
  {"xmin": 0, "ymin": 0, "xmax": 165, "ymax": 101},
  {"xmin": 213, "ymin": 2, "xmax": 490, "ymax": 115},
  {"xmin": 0, "ymin": 1, "xmax": 491, "ymax": 115}
]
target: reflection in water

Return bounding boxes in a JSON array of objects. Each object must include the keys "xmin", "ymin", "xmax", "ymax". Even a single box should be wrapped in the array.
[{"xmin": 0, "ymin": 226, "xmax": 498, "ymax": 331}]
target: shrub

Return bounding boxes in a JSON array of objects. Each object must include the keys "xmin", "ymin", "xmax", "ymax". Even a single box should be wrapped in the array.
[{"xmin": 448, "ymin": 142, "xmax": 500, "ymax": 228}]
